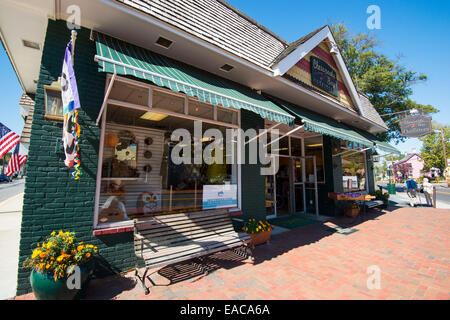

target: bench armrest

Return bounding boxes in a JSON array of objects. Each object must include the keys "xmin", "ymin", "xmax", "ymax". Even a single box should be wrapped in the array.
[
  {"xmin": 134, "ymin": 233, "xmax": 145, "ymax": 241},
  {"xmin": 232, "ymin": 218, "xmax": 244, "ymax": 222}
]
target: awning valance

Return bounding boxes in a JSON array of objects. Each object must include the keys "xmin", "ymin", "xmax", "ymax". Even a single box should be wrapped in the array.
[
  {"xmin": 273, "ymin": 100, "xmax": 374, "ymax": 148},
  {"xmin": 93, "ymin": 32, "xmax": 295, "ymax": 126},
  {"xmin": 357, "ymin": 131, "xmax": 401, "ymax": 155}
]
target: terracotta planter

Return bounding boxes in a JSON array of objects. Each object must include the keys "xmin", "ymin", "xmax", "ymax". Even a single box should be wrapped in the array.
[
  {"xmin": 345, "ymin": 207, "xmax": 360, "ymax": 217},
  {"xmin": 249, "ymin": 230, "xmax": 271, "ymax": 248}
]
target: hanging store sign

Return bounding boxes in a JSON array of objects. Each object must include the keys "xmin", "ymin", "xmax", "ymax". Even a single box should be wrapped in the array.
[
  {"xmin": 400, "ymin": 115, "xmax": 432, "ymax": 137},
  {"xmin": 310, "ymin": 55, "xmax": 338, "ymax": 97}
]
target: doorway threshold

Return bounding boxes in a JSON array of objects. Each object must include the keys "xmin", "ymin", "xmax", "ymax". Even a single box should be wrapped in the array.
[{"xmin": 295, "ymin": 212, "xmax": 330, "ymax": 222}]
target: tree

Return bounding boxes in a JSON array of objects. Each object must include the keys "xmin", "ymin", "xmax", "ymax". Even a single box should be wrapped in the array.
[
  {"xmin": 331, "ymin": 24, "xmax": 438, "ymax": 143},
  {"xmin": 419, "ymin": 122, "xmax": 450, "ymax": 172}
]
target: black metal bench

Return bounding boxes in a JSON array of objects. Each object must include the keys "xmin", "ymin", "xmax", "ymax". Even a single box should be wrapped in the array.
[{"xmin": 133, "ymin": 208, "xmax": 252, "ymax": 294}]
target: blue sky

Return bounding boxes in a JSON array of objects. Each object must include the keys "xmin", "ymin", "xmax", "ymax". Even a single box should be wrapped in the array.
[{"xmin": 1, "ymin": 0, "xmax": 449, "ymax": 154}]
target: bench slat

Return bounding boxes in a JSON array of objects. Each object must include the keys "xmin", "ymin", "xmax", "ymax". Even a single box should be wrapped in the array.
[
  {"xmin": 143, "ymin": 234, "xmax": 250, "ymax": 266},
  {"xmin": 135, "ymin": 212, "xmax": 231, "ymax": 232},
  {"xmin": 134, "ymin": 209, "xmax": 230, "ymax": 228},
  {"xmin": 134, "ymin": 208, "xmax": 251, "ymax": 273},
  {"xmin": 137, "ymin": 216, "xmax": 232, "ymax": 237},
  {"xmin": 144, "ymin": 238, "xmax": 249, "ymax": 269},
  {"xmin": 136, "ymin": 225, "xmax": 237, "ymax": 250},
  {"xmin": 137, "ymin": 230, "xmax": 242, "ymax": 256}
]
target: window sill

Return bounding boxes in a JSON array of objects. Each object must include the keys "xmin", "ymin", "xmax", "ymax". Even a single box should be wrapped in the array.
[{"xmin": 93, "ymin": 225, "xmax": 133, "ymax": 236}]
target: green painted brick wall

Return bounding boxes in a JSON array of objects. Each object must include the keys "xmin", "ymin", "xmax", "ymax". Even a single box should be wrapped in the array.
[
  {"xmin": 318, "ymin": 135, "xmax": 336, "ymax": 216},
  {"xmin": 16, "ymin": 20, "xmax": 136, "ymax": 295},
  {"xmin": 239, "ymin": 109, "xmax": 266, "ymax": 224}
]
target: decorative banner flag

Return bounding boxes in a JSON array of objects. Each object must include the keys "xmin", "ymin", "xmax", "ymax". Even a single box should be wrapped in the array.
[
  {"xmin": 0, "ymin": 122, "xmax": 20, "ymax": 159},
  {"xmin": 61, "ymin": 39, "xmax": 82, "ymax": 180},
  {"xmin": 5, "ymin": 143, "xmax": 27, "ymax": 176}
]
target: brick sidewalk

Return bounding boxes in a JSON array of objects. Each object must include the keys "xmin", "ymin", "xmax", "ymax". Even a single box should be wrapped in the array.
[{"xmin": 16, "ymin": 207, "xmax": 450, "ymax": 300}]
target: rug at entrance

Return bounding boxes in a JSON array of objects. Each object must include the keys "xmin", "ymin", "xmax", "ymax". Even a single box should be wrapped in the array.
[{"xmin": 269, "ymin": 215, "xmax": 319, "ymax": 230}]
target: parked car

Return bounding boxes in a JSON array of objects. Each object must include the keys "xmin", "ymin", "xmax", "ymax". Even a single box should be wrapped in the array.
[{"xmin": 0, "ymin": 173, "xmax": 11, "ymax": 183}]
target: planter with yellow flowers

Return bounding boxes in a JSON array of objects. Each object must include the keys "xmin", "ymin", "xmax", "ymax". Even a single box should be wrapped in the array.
[
  {"xmin": 243, "ymin": 219, "xmax": 274, "ymax": 248},
  {"xmin": 23, "ymin": 230, "xmax": 98, "ymax": 300}
]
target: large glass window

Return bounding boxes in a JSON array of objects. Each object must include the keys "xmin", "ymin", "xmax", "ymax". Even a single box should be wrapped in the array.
[
  {"xmin": 96, "ymin": 83, "xmax": 239, "ymax": 227},
  {"xmin": 337, "ymin": 141, "xmax": 366, "ymax": 191}
]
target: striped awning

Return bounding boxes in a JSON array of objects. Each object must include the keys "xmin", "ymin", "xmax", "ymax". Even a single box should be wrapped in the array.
[
  {"xmin": 273, "ymin": 100, "xmax": 374, "ymax": 148},
  {"xmin": 94, "ymin": 32, "xmax": 295, "ymax": 126},
  {"xmin": 357, "ymin": 131, "xmax": 401, "ymax": 155}
]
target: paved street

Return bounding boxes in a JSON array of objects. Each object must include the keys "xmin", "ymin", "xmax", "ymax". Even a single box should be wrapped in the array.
[
  {"xmin": 378, "ymin": 183, "xmax": 450, "ymax": 209},
  {"xmin": 0, "ymin": 180, "xmax": 24, "ymax": 300},
  {"xmin": 0, "ymin": 179, "xmax": 25, "ymax": 204},
  {"xmin": 16, "ymin": 206, "xmax": 450, "ymax": 300}
]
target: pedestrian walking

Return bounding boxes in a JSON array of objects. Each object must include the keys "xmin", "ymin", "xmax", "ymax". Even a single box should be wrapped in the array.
[
  {"xmin": 404, "ymin": 176, "xmax": 419, "ymax": 207},
  {"xmin": 422, "ymin": 177, "xmax": 433, "ymax": 207}
]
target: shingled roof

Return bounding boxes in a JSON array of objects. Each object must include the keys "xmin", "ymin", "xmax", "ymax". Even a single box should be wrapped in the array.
[
  {"xmin": 358, "ymin": 93, "xmax": 388, "ymax": 129},
  {"xmin": 116, "ymin": 0, "xmax": 288, "ymax": 67},
  {"xmin": 19, "ymin": 93, "xmax": 35, "ymax": 145},
  {"xmin": 270, "ymin": 25, "xmax": 326, "ymax": 67},
  {"xmin": 114, "ymin": 0, "xmax": 387, "ymax": 131}
]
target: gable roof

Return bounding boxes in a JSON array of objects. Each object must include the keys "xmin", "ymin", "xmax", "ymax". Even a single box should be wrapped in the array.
[
  {"xmin": 358, "ymin": 93, "xmax": 388, "ymax": 129},
  {"xmin": 270, "ymin": 26, "xmax": 326, "ymax": 67},
  {"xmin": 394, "ymin": 153, "xmax": 424, "ymax": 165},
  {"xmin": 270, "ymin": 25, "xmax": 365, "ymax": 116},
  {"xmin": 115, "ymin": 0, "xmax": 288, "ymax": 68},
  {"xmin": 113, "ymin": 0, "xmax": 387, "ymax": 132}
]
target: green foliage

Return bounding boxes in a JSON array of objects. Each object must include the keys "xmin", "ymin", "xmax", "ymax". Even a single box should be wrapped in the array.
[
  {"xmin": 23, "ymin": 230, "xmax": 98, "ymax": 281},
  {"xmin": 419, "ymin": 124, "xmax": 450, "ymax": 172},
  {"xmin": 373, "ymin": 189, "xmax": 389, "ymax": 206},
  {"xmin": 331, "ymin": 24, "xmax": 438, "ymax": 142},
  {"xmin": 242, "ymin": 219, "xmax": 273, "ymax": 235}
]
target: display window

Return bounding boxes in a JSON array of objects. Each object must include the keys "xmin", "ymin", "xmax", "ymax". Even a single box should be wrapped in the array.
[{"xmin": 95, "ymin": 77, "xmax": 240, "ymax": 227}]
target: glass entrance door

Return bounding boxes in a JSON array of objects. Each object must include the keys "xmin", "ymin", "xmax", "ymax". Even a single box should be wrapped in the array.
[
  {"xmin": 275, "ymin": 157, "xmax": 291, "ymax": 216},
  {"xmin": 265, "ymin": 175, "xmax": 276, "ymax": 219},
  {"xmin": 304, "ymin": 155, "xmax": 319, "ymax": 216},
  {"xmin": 292, "ymin": 157, "xmax": 304, "ymax": 213}
]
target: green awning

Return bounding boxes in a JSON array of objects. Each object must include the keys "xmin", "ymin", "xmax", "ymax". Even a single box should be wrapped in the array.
[
  {"xmin": 357, "ymin": 131, "xmax": 401, "ymax": 155},
  {"xmin": 273, "ymin": 100, "xmax": 374, "ymax": 148},
  {"xmin": 94, "ymin": 32, "xmax": 295, "ymax": 126}
]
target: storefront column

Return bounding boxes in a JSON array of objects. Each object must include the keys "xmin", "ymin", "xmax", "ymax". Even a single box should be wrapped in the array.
[
  {"xmin": 366, "ymin": 149, "xmax": 376, "ymax": 194},
  {"xmin": 239, "ymin": 109, "xmax": 266, "ymax": 225}
]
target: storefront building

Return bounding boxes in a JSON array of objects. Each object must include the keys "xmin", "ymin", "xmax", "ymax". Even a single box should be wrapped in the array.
[{"xmin": 0, "ymin": 0, "xmax": 399, "ymax": 295}]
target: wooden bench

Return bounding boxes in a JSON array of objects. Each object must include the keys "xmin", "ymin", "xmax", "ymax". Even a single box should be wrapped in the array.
[
  {"xmin": 356, "ymin": 200, "xmax": 384, "ymax": 209},
  {"xmin": 133, "ymin": 208, "xmax": 253, "ymax": 294}
]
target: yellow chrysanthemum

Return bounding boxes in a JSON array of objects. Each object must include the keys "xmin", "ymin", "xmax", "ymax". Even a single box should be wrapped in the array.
[{"xmin": 32, "ymin": 249, "xmax": 41, "ymax": 259}]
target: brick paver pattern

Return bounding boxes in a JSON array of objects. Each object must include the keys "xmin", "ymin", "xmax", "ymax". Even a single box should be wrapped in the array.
[{"xmin": 17, "ymin": 207, "xmax": 450, "ymax": 300}]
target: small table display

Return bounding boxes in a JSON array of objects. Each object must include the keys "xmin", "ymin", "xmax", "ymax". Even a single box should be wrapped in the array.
[{"xmin": 328, "ymin": 192, "xmax": 376, "ymax": 217}]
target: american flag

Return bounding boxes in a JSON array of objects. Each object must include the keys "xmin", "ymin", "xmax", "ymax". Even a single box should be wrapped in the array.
[
  {"xmin": 0, "ymin": 122, "xmax": 20, "ymax": 159},
  {"xmin": 5, "ymin": 143, "xmax": 27, "ymax": 176}
]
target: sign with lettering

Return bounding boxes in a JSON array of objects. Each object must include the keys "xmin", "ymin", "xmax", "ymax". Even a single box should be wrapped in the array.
[
  {"xmin": 400, "ymin": 115, "xmax": 432, "ymax": 137},
  {"xmin": 202, "ymin": 184, "xmax": 237, "ymax": 210},
  {"xmin": 310, "ymin": 55, "xmax": 338, "ymax": 97}
]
